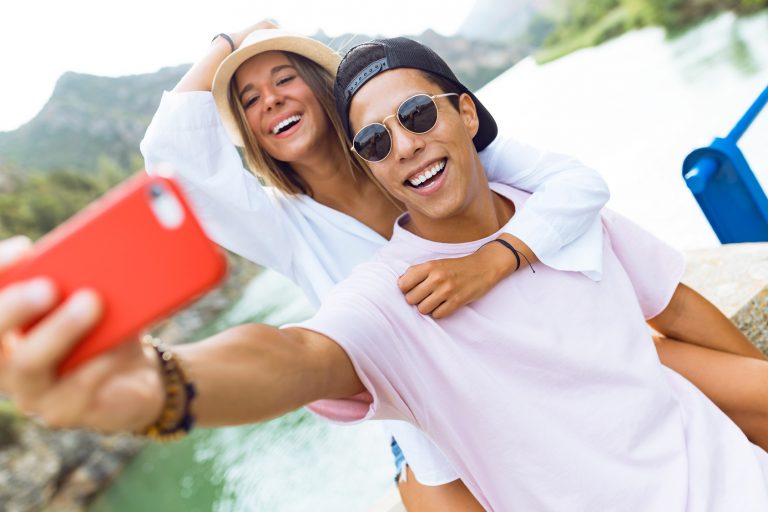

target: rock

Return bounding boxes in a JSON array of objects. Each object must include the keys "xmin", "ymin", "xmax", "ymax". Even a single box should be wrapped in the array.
[
  {"xmin": 683, "ymin": 242, "xmax": 768, "ymax": 353},
  {"xmin": 0, "ymin": 422, "xmax": 61, "ymax": 512},
  {"xmin": 45, "ymin": 434, "xmax": 145, "ymax": 512}
]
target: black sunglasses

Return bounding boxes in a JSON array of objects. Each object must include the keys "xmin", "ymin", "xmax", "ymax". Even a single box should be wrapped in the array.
[{"xmin": 350, "ymin": 93, "xmax": 459, "ymax": 163}]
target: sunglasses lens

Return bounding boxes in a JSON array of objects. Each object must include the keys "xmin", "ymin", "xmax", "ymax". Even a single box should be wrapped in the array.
[
  {"xmin": 398, "ymin": 95, "xmax": 438, "ymax": 133},
  {"xmin": 353, "ymin": 124, "xmax": 391, "ymax": 162}
]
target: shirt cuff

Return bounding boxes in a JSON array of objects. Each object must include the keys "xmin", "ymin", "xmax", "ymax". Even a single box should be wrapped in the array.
[{"xmin": 502, "ymin": 209, "xmax": 604, "ymax": 281}]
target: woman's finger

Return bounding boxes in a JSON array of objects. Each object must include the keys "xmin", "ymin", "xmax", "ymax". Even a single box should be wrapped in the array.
[
  {"xmin": 403, "ymin": 278, "xmax": 436, "ymax": 306},
  {"xmin": 415, "ymin": 291, "xmax": 446, "ymax": 316},
  {"xmin": 430, "ymin": 299, "xmax": 459, "ymax": 320},
  {"xmin": 398, "ymin": 264, "xmax": 430, "ymax": 293}
]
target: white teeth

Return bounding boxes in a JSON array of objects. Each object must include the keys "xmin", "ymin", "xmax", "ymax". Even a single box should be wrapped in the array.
[
  {"xmin": 408, "ymin": 160, "xmax": 446, "ymax": 187},
  {"xmin": 272, "ymin": 115, "xmax": 302, "ymax": 134}
]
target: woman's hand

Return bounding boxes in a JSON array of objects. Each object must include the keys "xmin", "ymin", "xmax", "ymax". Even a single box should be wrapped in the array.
[
  {"xmin": 231, "ymin": 19, "xmax": 280, "ymax": 48},
  {"xmin": 175, "ymin": 19, "xmax": 281, "ymax": 93},
  {"xmin": 0, "ymin": 237, "xmax": 163, "ymax": 433},
  {"xmin": 398, "ymin": 235, "xmax": 536, "ymax": 319}
]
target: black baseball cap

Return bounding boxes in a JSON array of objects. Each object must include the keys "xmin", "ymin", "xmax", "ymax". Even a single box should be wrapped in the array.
[{"xmin": 334, "ymin": 37, "xmax": 498, "ymax": 152}]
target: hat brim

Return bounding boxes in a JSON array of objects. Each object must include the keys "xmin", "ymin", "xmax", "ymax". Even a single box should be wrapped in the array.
[{"xmin": 212, "ymin": 29, "xmax": 341, "ymax": 147}]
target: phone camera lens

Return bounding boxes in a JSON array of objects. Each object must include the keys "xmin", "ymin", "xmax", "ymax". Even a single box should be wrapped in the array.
[{"xmin": 148, "ymin": 184, "xmax": 165, "ymax": 198}]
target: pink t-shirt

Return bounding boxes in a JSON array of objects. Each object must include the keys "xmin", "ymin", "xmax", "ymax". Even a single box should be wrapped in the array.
[{"xmin": 295, "ymin": 184, "xmax": 768, "ymax": 511}]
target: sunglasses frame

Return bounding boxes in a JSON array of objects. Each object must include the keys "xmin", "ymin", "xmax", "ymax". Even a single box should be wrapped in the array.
[{"xmin": 350, "ymin": 92, "xmax": 460, "ymax": 163}]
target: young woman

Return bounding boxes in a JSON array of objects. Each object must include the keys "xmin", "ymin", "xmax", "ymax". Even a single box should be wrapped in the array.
[{"xmin": 139, "ymin": 22, "xmax": 609, "ymax": 510}]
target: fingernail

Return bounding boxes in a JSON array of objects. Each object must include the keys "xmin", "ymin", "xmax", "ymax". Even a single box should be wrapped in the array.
[
  {"xmin": 66, "ymin": 290, "xmax": 99, "ymax": 317},
  {"xmin": 23, "ymin": 279, "xmax": 56, "ymax": 307},
  {"xmin": 0, "ymin": 236, "xmax": 31, "ymax": 267}
]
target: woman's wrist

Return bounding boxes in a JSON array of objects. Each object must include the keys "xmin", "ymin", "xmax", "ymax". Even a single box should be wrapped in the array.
[
  {"xmin": 211, "ymin": 33, "xmax": 235, "ymax": 53},
  {"xmin": 478, "ymin": 235, "xmax": 536, "ymax": 279}
]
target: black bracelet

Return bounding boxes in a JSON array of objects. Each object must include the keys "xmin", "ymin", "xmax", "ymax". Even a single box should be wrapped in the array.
[
  {"xmin": 211, "ymin": 33, "xmax": 235, "ymax": 53},
  {"xmin": 480, "ymin": 239, "xmax": 536, "ymax": 274}
]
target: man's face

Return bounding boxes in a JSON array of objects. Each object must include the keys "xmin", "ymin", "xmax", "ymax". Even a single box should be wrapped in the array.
[{"xmin": 348, "ymin": 69, "xmax": 481, "ymax": 224}]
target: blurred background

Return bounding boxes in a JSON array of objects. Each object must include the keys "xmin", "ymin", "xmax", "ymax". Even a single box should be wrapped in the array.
[{"xmin": 0, "ymin": 0, "xmax": 767, "ymax": 510}]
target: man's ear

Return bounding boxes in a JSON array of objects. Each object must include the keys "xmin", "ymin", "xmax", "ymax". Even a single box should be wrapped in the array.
[{"xmin": 458, "ymin": 93, "xmax": 480, "ymax": 139}]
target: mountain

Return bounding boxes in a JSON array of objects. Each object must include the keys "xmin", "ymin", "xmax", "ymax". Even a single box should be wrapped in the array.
[
  {"xmin": 459, "ymin": 0, "xmax": 554, "ymax": 42},
  {"xmin": 313, "ymin": 29, "xmax": 525, "ymax": 91},
  {"xmin": 0, "ymin": 33, "xmax": 523, "ymax": 175},
  {"xmin": 0, "ymin": 65, "xmax": 189, "ymax": 173}
]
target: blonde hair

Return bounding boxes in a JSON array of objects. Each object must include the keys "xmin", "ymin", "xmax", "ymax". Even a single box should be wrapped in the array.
[{"xmin": 227, "ymin": 51, "xmax": 367, "ymax": 196}]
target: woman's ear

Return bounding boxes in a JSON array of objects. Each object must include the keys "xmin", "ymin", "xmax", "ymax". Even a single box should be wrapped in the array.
[{"xmin": 458, "ymin": 93, "xmax": 480, "ymax": 139}]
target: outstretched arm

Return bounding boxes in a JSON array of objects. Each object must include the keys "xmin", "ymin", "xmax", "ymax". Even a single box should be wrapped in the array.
[
  {"xmin": 0, "ymin": 247, "xmax": 361, "ymax": 433},
  {"xmin": 177, "ymin": 325, "xmax": 362, "ymax": 427}
]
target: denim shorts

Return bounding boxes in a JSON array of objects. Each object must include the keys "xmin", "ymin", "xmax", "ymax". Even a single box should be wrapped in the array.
[{"xmin": 390, "ymin": 437, "xmax": 407, "ymax": 483}]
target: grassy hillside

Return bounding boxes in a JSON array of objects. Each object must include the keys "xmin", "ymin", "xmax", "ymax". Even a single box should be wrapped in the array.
[{"xmin": 0, "ymin": 65, "xmax": 188, "ymax": 174}]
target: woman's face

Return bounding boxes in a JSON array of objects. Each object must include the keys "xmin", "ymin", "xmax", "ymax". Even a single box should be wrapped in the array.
[{"xmin": 234, "ymin": 51, "xmax": 330, "ymax": 163}]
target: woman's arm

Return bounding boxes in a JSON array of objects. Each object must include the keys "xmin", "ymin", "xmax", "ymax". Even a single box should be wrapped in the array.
[
  {"xmin": 174, "ymin": 20, "xmax": 278, "ymax": 93},
  {"xmin": 480, "ymin": 136, "xmax": 609, "ymax": 266},
  {"xmin": 399, "ymin": 466, "xmax": 484, "ymax": 512},
  {"xmin": 398, "ymin": 137, "xmax": 609, "ymax": 318},
  {"xmin": 141, "ymin": 21, "xmax": 302, "ymax": 275}
]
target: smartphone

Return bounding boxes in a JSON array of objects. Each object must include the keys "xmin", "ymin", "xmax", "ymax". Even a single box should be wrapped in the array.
[{"xmin": 0, "ymin": 172, "xmax": 227, "ymax": 375}]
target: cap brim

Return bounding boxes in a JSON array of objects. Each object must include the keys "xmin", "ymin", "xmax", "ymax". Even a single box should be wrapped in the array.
[{"xmin": 212, "ymin": 29, "xmax": 341, "ymax": 147}]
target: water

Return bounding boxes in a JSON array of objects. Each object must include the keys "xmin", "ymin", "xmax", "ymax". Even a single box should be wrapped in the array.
[
  {"xmin": 88, "ymin": 271, "xmax": 394, "ymax": 512},
  {"xmin": 90, "ymin": 11, "xmax": 768, "ymax": 512},
  {"xmin": 480, "ymin": 11, "xmax": 768, "ymax": 251}
]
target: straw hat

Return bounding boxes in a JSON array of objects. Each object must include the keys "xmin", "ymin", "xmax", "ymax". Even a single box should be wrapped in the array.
[{"xmin": 211, "ymin": 28, "xmax": 342, "ymax": 146}]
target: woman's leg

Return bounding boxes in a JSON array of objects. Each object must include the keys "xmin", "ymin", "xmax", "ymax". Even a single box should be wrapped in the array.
[
  {"xmin": 389, "ymin": 437, "xmax": 484, "ymax": 511},
  {"xmin": 654, "ymin": 336, "xmax": 768, "ymax": 449},
  {"xmin": 398, "ymin": 465, "xmax": 485, "ymax": 512}
]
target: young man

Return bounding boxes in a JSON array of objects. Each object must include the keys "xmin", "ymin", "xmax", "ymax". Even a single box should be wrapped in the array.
[{"xmin": 2, "ymin": 38, "xmax": 768, "ymax": 511}]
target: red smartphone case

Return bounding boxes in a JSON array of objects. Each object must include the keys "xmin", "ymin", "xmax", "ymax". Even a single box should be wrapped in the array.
[{"xmin": 0, "ymin": 173, "xmax": 227, "ymax": 374}]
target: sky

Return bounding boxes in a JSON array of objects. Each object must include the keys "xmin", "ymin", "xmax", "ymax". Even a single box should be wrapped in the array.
[{"xmin": 0, "ymin": 0, "xmax": 477, "ymax": 132}]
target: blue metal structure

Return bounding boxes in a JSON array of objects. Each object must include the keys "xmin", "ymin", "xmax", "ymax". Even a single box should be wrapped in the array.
[{"xmin": 682, "ymin": 85, "xmax": 768, "ymax": 243}]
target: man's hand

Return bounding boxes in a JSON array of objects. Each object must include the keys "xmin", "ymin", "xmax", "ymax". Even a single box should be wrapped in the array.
[{"xmin": 0, "ymin": 236, "xmax": 163, "ymax": 433}]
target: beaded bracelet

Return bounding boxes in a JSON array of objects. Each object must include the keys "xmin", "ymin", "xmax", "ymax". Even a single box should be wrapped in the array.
[
  {"xmin": 211, "ymin": 33, "xmax": 235, "ymax": 53},
  {"xmin": 139, "ymin": 336, "xmax": 197, "ymax": 442},
  {"xmin": 480, "ymin": 239, "xmax": 536, "ymax": 274}
]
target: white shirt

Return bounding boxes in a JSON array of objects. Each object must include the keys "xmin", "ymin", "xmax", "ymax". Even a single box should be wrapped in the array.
[{"xmin": 141, "ymin": 90, "xmax": 610, "ymax": 485}]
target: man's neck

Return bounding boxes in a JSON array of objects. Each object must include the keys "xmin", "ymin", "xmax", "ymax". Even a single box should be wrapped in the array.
[{"xmin": 404, "ymin": 182, "xmax": 515, "ymax": 244}]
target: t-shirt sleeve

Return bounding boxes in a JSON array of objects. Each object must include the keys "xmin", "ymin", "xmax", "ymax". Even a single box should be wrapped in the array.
[
  {"xmin": 287, "ymin": 270, "xmax": 415, "ymax": 425},
  {"xmin": 602, "ymin": 209, "xmax": 686, "ymax": 319}
]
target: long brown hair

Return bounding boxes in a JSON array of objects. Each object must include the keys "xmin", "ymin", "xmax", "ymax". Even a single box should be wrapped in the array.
[{"xmin": 227, "ymin": 51, "xmax": 367, "ymax": 197}]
